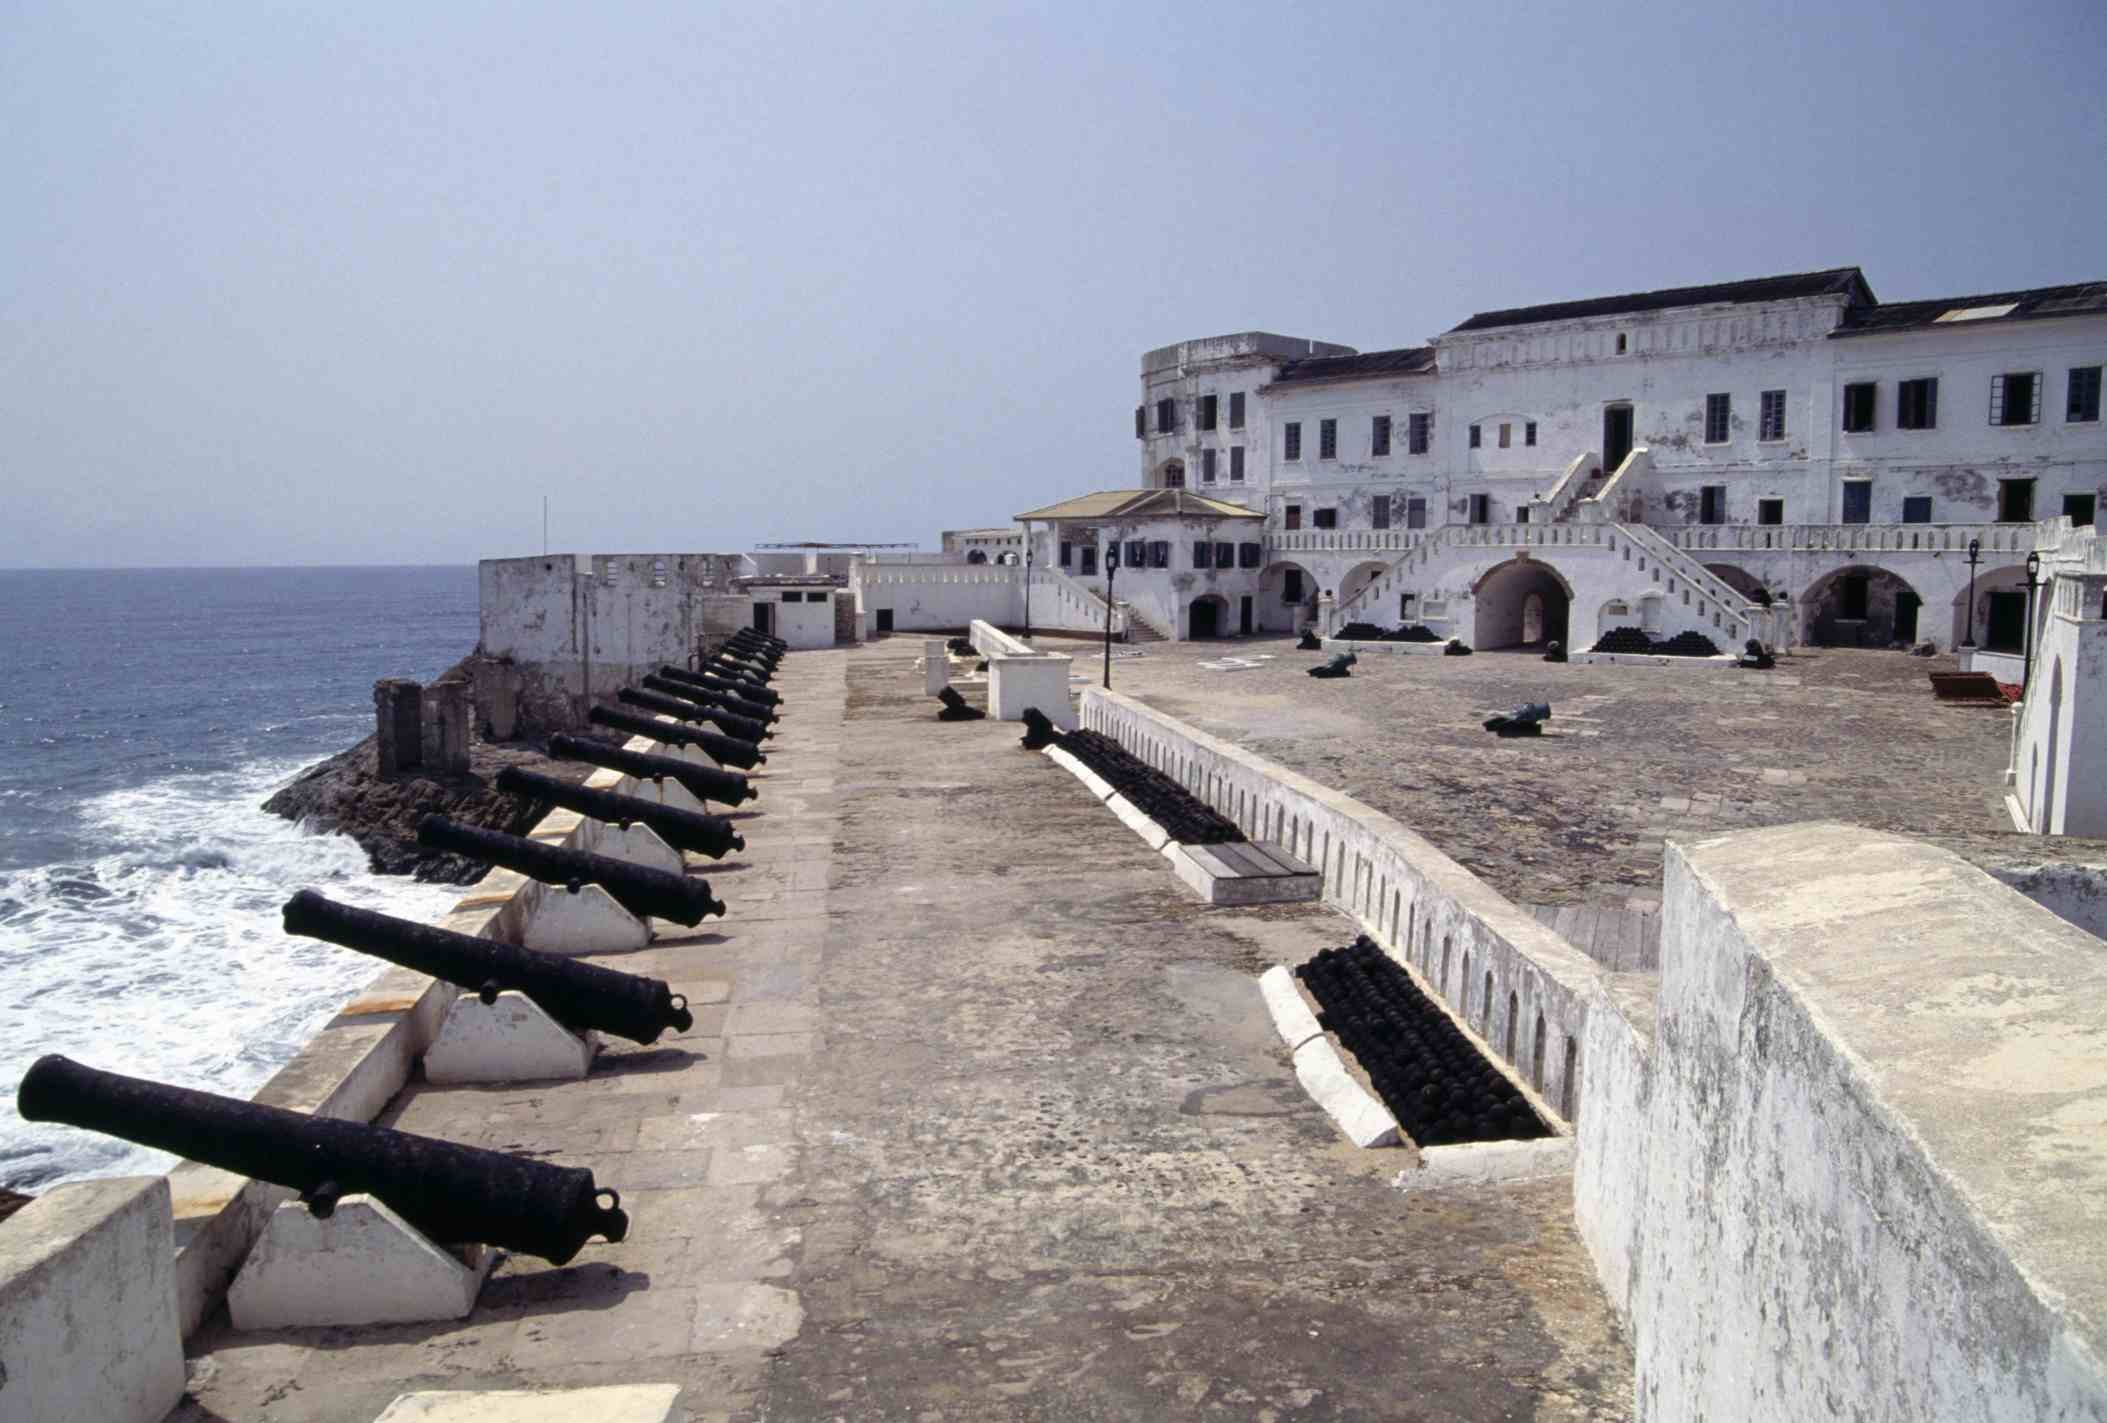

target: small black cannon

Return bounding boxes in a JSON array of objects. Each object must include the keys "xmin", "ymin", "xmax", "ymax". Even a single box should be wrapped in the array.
[
  {"xmin": 1019, "ymin": 706, "xmax": 1060, "ymax": 750},
  {"xmin": 1482, "ymin": 702, "xmax": 1551, "ymax": 737},
  {"xmin": 619, "ymin": 685, "xmax": 715, "ymax": 723},
  {"xmin": 1738, "ymin": 639, "xmax": 1776, "ymax": 670},
  {"xmin": 283, "ymin": 890, "xmax": 693, "ymax": 1044},
  {"xmin": 494, "ymin": 766, "xmax": 744, "ymax": 859},
  {"xmin": 653, "ymin": 667, "xmax": 778, "ymax": 721},
  {"xmin": 1444, "ymin": 639, "xmax": 1473, "ymax": 656},
  {"xmin": 548, "ymin": 732, "xmax": 756, "ymax": 809},
  {"xmin": 624, "ymin": 686, "xmax": 772, "ymax": 744},
  {"xmin": 416, "ymin": 814, "xmax": 726, "ymax": 926},
  {"xmin": 1296, "ymin": 630, "xmax": 1323, "ymax": 651},
  {"xmin": 711, "ymin": 655, "xmax": 773, "ymax": 687},
  {"xmin": 588, "ymin": 705, "xmax": 767, "ymax": 769},
  {"xmin": 724, "ymin": 636, "xmax": 782, "ymax": 667},
  {"xmin": 1307, "ymin": 651, "xmax": 1357, "ymax": 679},
  {"xmin": 1542, "ymin": 640, "xmax": 1567, "ymax": 663},
  {"xmin": 17, "ymin": 1054, "xmax": 627, "ymax": 1264},
  {"xmin": 936, "ymin": 687, "xmax": 985, "ymax": 721},
  {"xmin": 658, "ymin": 665, "xmax": 781, "ymax": 709}
]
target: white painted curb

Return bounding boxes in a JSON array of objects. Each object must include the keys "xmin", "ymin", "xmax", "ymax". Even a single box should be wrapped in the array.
[
  {"xmin": 1256, "ymin": 965, "xmax": 1400, "ymax": 1149},
  {"xmin": 1044, "ymin": 745, "xmax": 1116, "ymax": 802},
  {"xmin": 1392, "ymin": 1135, "xmax": 1575, "ymax": 1193},
  {"xmin": 1103, "ymin": 793, "xmax": 1172, "ymax": 852}
]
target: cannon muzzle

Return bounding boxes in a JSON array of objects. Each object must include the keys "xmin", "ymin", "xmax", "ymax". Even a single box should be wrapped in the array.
[
  {"xmin": 416, "ymin": 815, "xmax": 726, "ymax": 926},
  {"xmin": 494, "ymin": 766, "xmax": 744, "ymax": 859},
  {"xmin": 18, "ymin": 1054, "xmax": 628, "ymax": 1264},
  {"xmin": 1020, "ymin": 706, "xmax": 1060, "ymax": 750},
  {"xmin": 936, "ymin": 687, "xmax": 985, "ymax": 721},
  {"xmin": 548, "ymin": 732, "xmax": 756, "ymax": 809},
  {"xmin": 283, "ymin": 890, "xmax": 692, "ymax": 1043}
]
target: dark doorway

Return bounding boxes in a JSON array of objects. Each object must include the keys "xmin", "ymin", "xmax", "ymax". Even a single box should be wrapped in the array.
[
  {"xmin": 1603, "ymin": 405, "xmax": 1634, "ymax": 473},
  {"xmin": 1190, "ymin": 600, "xmax": 1221, "ymax": 639},
  {"xmin": 2000, "ymin": 478, "xmax": 2036, "ymax": 522},
  {"xmin": 1986, "ymin": 591, "xmax": 2026, "ymax": 652},
  {"xmin": 874, "ymin": 608, "xmax": 894, "ymax": 634},
  {"xmin": 2066, "ymin": 493, "xmax": 2098, "ymax": 528},
  {"xmin": 1895, "ymin": 591, "xmax": 1921, "ymax": 644},
  {"xmin": 1239, "ymin": 595, "xmax": 1254, "ymax": 635},
  {"xmin": 753, "ymin": 602, "xmax": 776, "ymax": 635}
]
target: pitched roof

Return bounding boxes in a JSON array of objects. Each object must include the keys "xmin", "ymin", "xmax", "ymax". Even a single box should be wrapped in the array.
[
  {"xmin": 1448, "ymin": 267, "xmax": 1872, "ymax": 334},
  {"xmin": 1270, "ymin": 346, "xmax": 1437, "ymax": 386},
  {"xmin": 1830, "ymin": 281, "xmax": 2107, "ymax": 337},
  {"xmin": 1014, "ymin": 489, "xmax": 1264, "ymax": 521}
]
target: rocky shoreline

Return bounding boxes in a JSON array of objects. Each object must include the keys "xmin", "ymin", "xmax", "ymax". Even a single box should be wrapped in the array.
[{"xmin": 260, "ymin": 732, "xmax": 593, "ymax": 885}]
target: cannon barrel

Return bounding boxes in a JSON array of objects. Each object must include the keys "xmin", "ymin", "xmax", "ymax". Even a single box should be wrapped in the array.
[
  {"xmin": 626, "ymin": 684, "xmax": 772, "ymax": 744},
  {"xmin": 17, "ymin": 1054, "xmax": 627, "ymax": 1264},
  {"xmin": 493, "ymin": 766, "xmax": 744, "ymax": 859},
  {"xmin": 416, "ymin": 815, "xmax": 725, "ymax": 926},
  {"xmin": 723, "ymin": 637, "xmax": 781, "ymax": 666},
  {"xmin": 661, "ymin": 664, "xmax": 780, "ymax": 708},
  {"xmin": 653, "ymin": 668, "xmax": 777, "ymax": 720},
  {"xmin": 638, "ymin": 676, "xmax": 775, "ymax": 731},
  {"xmin": 283, "ymin": 890, "xmax": 693, "ymax": 1044},
  {"xmin": 548, "ymin": 732, "xmax": 755, "ymax": 809},
  {"xmin": 707, "ymin": 662, "xmax": 771, "ymax": 695},
  {"xmin": 729, "ymin": 627, "xmax": 786, "ymax": 650},
  {"xmin": 1020, "ymin": 706, "xmax": 1060, "ymax": 749},
  {"xmin": 710, "ymin": 650, "xmax": 773, "ymax": 680},
  {"xmin": 589, "ymin": 705, "xmax": 766, "ymax": 769}
]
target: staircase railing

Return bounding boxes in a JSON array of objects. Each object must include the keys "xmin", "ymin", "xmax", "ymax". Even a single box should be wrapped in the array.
[
  {"xmin": 1576, "ymin": 447, "xmax": 1652, "ymax": 523},
  {"xmin": 1030, "ymin": 566, "xmax": 1125, "ymax": 637},
  {"xmin": 1613, "ymin": 522, "xmax": 1761, "ymax": 643},
  {"xmin": 1527, "ymin": 449, "xmax": 1602, "ymax": 525}
]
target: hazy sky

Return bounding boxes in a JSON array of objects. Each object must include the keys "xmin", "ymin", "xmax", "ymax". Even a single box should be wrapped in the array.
[{"xmin": 5, "ymin": 1, "xmax": 2102, "ymax": 568}]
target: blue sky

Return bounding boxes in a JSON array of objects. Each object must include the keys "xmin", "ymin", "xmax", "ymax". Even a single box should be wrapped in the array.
[{"xmin": 4, "ymin": 0, "xmax": 2102, "ymax": 566}]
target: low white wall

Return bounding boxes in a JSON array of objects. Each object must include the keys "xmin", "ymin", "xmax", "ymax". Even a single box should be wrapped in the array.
[
  {"xmin": 972, "ymin": 621, "xmax": 1077, "ymax": 729},
  {"xmin": 853, "ymin": 564, "xmax": 1019, "ymax": 631},
  {"xmin": 0, "ymin": 1176, "xmax": 186, "ymax": 1423},
  {"xmin": 1575, "ymin": 824, "xmax": 2107, "ymax": 1420},
  {"xmin": 1079, "ymin": 688, "xmax": 1603, "ymax": 1119}
]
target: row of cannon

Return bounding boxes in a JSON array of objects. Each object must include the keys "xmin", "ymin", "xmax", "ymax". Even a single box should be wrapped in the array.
[{"xmin": 17, "ymin": 626, "xmax": 791, "ymax": 1269}]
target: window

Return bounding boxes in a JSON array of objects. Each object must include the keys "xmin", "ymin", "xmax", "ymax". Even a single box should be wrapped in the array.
[
  {"xmin": 1238, "ymin": 542, "xmax": 1262, "ymax": 569},
  {"xmin": 1059, "ymin": 540, "xmax": 1072, "ymax": 567},
  {"xmin": 2065, "ymin": 493, "xmax": 2098, "ymax": 528},
  {"xmin": 1371, "ymin": 495, "xmax": 1391, "ymax": 530},
  {"xmin": 1406, "ymin": 497, "xmax": 1427, "ymax": 529},
  {"xmin": 1283, "ymin": 568, "xmax": 1304, "ymax": 603},
  {"xmin": 1400, "ymin": 592, "xmax": 1416, "ymax": 620},
  {"xmin": 1705, "ymin": 393, "xmax": 1731, "ymax": 444},
  {"xmin": 1213, "ymin": 541, "xmax": 1233, "ymax": 569},
  {"xmin": 1134, "ymin": 406, "xmax": 1145, "ymax": 439},
  {"xmin": 1469, "ymin": 423, "xmax": 1481, "ymax": 449},
  {"xmin": 1841, "ymin": 480, "xmax": 1872, "ymax": 524},
  {"xmin": 781, "ymin": 591, "xmax": 804, "ymax": 602},
  {"xmin": 1469, "ymin": 494, "xmax": 1490, "ymax": 525},
  {"xmin": 1525, "ymin": 421, "xmax": 1537, "ymax": 447},
  {"xmin": 1498, "ymin": 422, "xmax": 1512, "ymax": 449},
  {"xmin": 1516, "ymin": 506, "xmax": 1530, "ymax": 524},
  {"xmin": 1284, "ymin": 422, "xmax": 1302, "ymax": 461},
  {"xmin": 1201, "ymin": 449, "xmax": 1217, "ymax": 483},
  {"xmin": 1898, "ymin": 378, "xmax": 1938, "ymax": 430},
  {"xmin": 1902, "ymin": 496, "xmax": 1933, "ymax": 524},
  {"xmin": 1758, "ymin": 498, "xmax": 1784, "ymax": 526},
  {"xmin": 1229, "ymin": 446, "xmax": 1244, "ymax": 481},
  {"xmin": 1125, "ymin": 540, "xmax": 1146, "ymax": 569},
  {"xmin": 1156, "ymin": 398, "xmax": 1175, "ymax": 433},
  {"xmin": 1409, "ymin": 412, "xmax": 1432, "ymax": 454},
  {"xmin": 1372, "ymin": 415, "xmax": 1391, "ymax": 457},
  {"xmin": 1840, "ymin": 575, "xmax": 1869, "ymax": 622},
  {"xmin": 1991, "ymin": 372, "xmax": 2041, "ymax": 426},
  {"xmin": 1842, "ymin": 382, "xmax": 1877, "ymax": 433},
  {"xmin": 1192, "ymin": 541, "xmax": 1212, "ymax": 569},
  {"xmin": 1319, "ymin": 419, "xmax": 1337, "ymax": 460},
  {"xmin": 1199, "ymin": 394, "xmax": 1218, "ymax": 431},
  {"xmin": 1148, "ymin": 541, "xmax": 1170, "ymax": 569},
  {"xmin": 1760, "ymin": 389, "xmax": 1786, "ymax": 441},
  {"xmin": 2000, "ymin": 478, "xmax": 2035, "ymax": 523},
  {"xmin": 2069, "ymin": 366, "xmax": 2102, "ymax": 423},
  {"xmin": 1616, "ymin": 333, "xmax": 1628, "ymax": 354},
  {"xmin": 1163, "ymin": 464, "xmax": 1185, "ymax": 489},
  {"xmin": 1080, "ymin": 545, "xmax": 1097, "ymax": 575},
  {"xmin": 1229, "ymin": 392, "xmax": 1246, "ymax": 428},
  {"xmin": 1700, "ymin": 486, "xmax": 1726, "ymax": 525},
  {"xmin": 1284, "ymin": 504, "xmax": 1301, "ymax": 530},
  {"xmin": 1312, "ymin": 508, "xmax": 1337, "ymax": 530}
]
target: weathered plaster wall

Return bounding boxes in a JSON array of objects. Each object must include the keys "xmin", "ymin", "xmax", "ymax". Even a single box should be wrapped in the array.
[
  {"xmin": 1575, "ymin": 825, "xmax": 2107, "ymax": 1421},
  {"xmin": 749, "ymin": 587, "xmax": 838, "ymax": 650}
]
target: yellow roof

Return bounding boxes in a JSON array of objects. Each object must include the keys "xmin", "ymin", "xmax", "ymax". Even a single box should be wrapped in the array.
[{"xmin": 1014, "ymin": 489, "xmax": 1264, "ymax": 522}]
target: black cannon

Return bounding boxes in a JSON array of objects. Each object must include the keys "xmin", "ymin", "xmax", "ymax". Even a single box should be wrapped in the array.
[
  {"xmin": 1296, "ymin": 629, "xmax": 1323, "ymax": 651},
  {"xmin": 724, "ymin": 635, "xmax": 782, "ymax": 666},
  {"xmin": 283, "ymin": 891, "xmax": 693, "ymax": 1044},
  {"xmin": 1542, "ymin": 640, "xmax": 1568, "ymax": 663},
  {"xmin": 658, "ymin": 665, "xmax": 780, "ymax": 709},
  {"xmin": 416, "ymin": 815, "xmax": 725, "ymax": 926},
  {"xmin": 17, "ymin": 1055, "xmax": 627, "ymax": 1265},
  {"xmin": 1019, "ymin": 706, "xmax": 1060, "ymax": 750},
  {"xmin": 1444, "ymin": 639, "xmax": 1473, "ymax": 656},
  {"xmin": 1307, "ymin": 651, "xmax": 1357, "ymax": 679},
  {"xmin": 936, "ymin": 687, "xmax": 985, "ymax": 721},
  {"xmin": 588, "ymin": 706, "xmax": 767, "ymax": 769},
  {"xmin": 494, "ymin": 767, "xmax": 743, "ymax": 860},
  {"xmin": 710, "ymin": 656, "xmax": 773, "ymax": 688},
  {"xmin": 730, "ymin": 626, "xmax": 785, "ymax": 649},
  {"xmin": 1738, "ymin": 639, "xmax": 1776, "ymax": 670},
  {"xmin": 619, "ymin": 685, "xmax": 716, "ymax": 723},
  {"xmin": 1482, "ymin": 702, "xmax": 1551, "ymax": 737},
  {"xmin": 548, "ymin": 732, "xmax": 756, "ymax": 809},
  {"xmin": 653, "ymin": 667, "xmax": 778, "ymax": 721},
  {"xmin": 620, "ymin": 686, "xmax": 772, "ymax": 743}
]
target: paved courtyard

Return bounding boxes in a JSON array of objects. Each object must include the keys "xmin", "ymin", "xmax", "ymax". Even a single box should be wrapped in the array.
[
  {"xmin": 1098, "ymin": 636, "xmax": 2018, "ymax": 910},
  {"xmin": 175, "ymin": 640, "xmax": 1632, "ymax": 1422}
]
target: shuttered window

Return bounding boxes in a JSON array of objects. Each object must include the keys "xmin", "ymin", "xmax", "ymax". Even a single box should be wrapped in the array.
[
  {"xmin": 1192, "ymin": 542, "xmax": 1212, "ymax": 569},
  {"xmin": 1229, "ymin": 392, "xmax": 1246, "ymax": 428},
  {"xmin": 1990, "ymin": 372, "xmax": 2041, "ymax": 426},
  {"xmin": 1229, "ymin": 446, "xmax": 1245, "ymax": 481},
  {"xmin": 1898, "ymin": 378, "xmax": 1938, "ymax": 430},
  {"xmin": 1319, "ymin": 419, "xmax": 1337, "ymax": 460},
  {"xmin": 2069, "ymin": 366, "xmax": 2102, "ymax": 422},
  {"xmin": 1238, "ymin": 542, "xmax": 1261, "ymax": 569},
  {"xmin": 1149, "ymin": 541, "xmax": 1170, "ymax": 568},
  {"xmin": 1409, "ymin": 413, "xmax": 1432, "ymax": 454},
  {"xmin": 1199, "ymin": 394, "xmax": 1218, "ymax": 430},
  {"xmin": 1842, "ymin": 382, "xmax": 1877, "ymax": 433},
  {"xmin": 1704, "ymin": 393, "xmax": 1731, "ymax": 444},
  {"xmin": 1759, "ymin": 390, "xmax": 1786, "ymax": 441},
  {"xmin": 1213, "ymin": 541, "xmax": 1233, "ymax": 568},
  {"xmin": 1156, "ymin": 398, "xmax": 1176, "ymax": 433},
  {"xmin": 1372, "ymin": 415, "xmax": 1391, "ymax": 457},
  {"xmin": 1201, "ymin": 449, "xmax": 1217, "ymax": 482},
  {"xmin": 1371, "ymin": 495, "xmax": 1391, "ymax": 529},
  {"xmin": 1284, "ymin": 423, "xmax": 1301, "ymax": 461}
]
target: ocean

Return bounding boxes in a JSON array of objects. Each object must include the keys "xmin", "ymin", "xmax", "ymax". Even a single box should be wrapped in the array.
[{"xmin": 0, "ymin": 566, "xmax": 479, "ymax": 1191}]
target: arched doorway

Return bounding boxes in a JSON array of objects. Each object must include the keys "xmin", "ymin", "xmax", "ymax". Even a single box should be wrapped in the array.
[
  {"xmin": 1953, "ymin": 564, "xmax": 2032, "ymax": 651},
  {"xmin": 1801, "ymin": 565, "xmax": 1923, "ymax": 647},
  {"xmin": 1188, "ymin": 594, "xmax": 1228, "ymax": 639},
  {"xmin": 1337, "ymin": 559, "xmax": 1393, "ymax": 615},
  {"xmin": 1471, "ymin": 555, "xmax": 1572, "ymax": 650},
  {"xmin": 966, "ymin": 550, "xmax": 988, "ymax": 565},
  {"xmin": 1258, "ymin": 561, "xmax": 1316, "ymax": 634},
  {"xmin": 1704, "ymin": 562, "xmax": 1773, "ymax": 604}
]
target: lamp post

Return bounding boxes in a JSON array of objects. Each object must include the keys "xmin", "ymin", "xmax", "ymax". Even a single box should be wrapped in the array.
[
  {"xmin": 1021, "ymin": 523, "xmax": 1033, "ymax": 643},
  {"xmin": 2021, "ymin": 551, "xmax": 2041, "ymax": 695},
  {"xmin": 1102, "ymin": 540, "xmax": 1119, "ymax": 690},
  {"xmin": 1961, "ymin": 538, "xmax": 1981, "ymax": 648}
]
